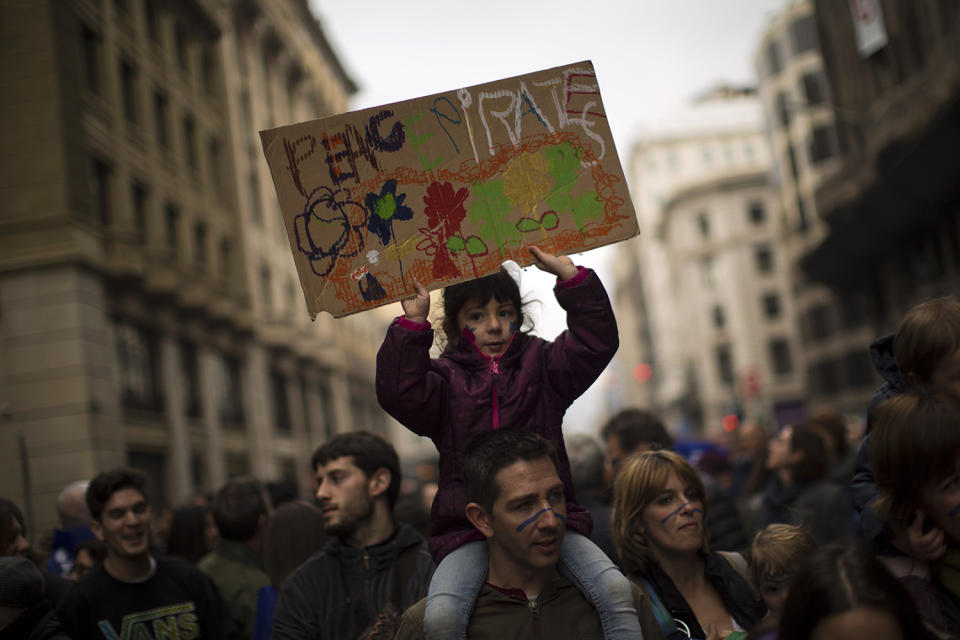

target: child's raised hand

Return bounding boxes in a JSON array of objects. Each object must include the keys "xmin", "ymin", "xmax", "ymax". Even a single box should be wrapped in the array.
[
  {"xmin": 401, "ymin": 278, "xmax": 430, "ymax": 324},
  {"xmin": 891, "ymin": 509, "xmax": 947, "ymax": 561},
  {"xmin": 528, "ymin": 246, "xmax": 578, "ymax": 281}
]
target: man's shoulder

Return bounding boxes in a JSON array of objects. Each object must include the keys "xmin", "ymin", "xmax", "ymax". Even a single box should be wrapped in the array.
[{"xmin": 394, "ymin": 596, "xmax": 427, "ymax": 640}]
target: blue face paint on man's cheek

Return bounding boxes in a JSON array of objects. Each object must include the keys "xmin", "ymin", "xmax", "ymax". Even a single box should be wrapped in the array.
[
  {"xmin": 515, "ymin": 507, "xmax": 566, "ymax": 532},
  {"xmin": 659, "ymin": 503, "xmax": 704, "ymax": 524}
]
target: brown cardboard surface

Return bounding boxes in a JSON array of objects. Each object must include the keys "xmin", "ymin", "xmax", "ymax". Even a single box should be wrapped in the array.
[{"xmin": 260, "ymin": 60, "xmax": 638, "ymax": 318}]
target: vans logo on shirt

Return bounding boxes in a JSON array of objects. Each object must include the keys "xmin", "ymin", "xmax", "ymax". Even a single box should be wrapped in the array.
[{"xmin": 97, "ymin": 602, "xmax": 200, "ymax": 640}]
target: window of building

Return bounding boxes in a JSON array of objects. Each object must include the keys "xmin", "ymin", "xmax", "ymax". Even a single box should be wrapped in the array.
[
  {"xmin": 115, "ymin": 323, "xmax": 160, "ymax": 411},
  {"xmin": 810, "ymin": 358, "xmax": 841, "ymax": 396},
  {"xmin": 748, "ymin": 201, "xmax": 766, "ymax": 225},
  {"xmin": 763, "ymin": 292, "xmax": 782, "ymax": 319},
  {"xmin": 712, "ymin": 305, "xmax": 726, "ymax": 329},
  {"xmin": 299, "ymin": 376, "xmax": 312, "ymax": 435},
  {"xmin": 286, "ymin": 278, "xmax": 297, "ymax": 315},
  {"xmin": 845, "ymin": 350, "xmax": 876, "ymax": 388},
  {"xmin": 317, "ymin": 379, "xmax": 336, "ymax": 439},
  {"xmin": 776, "ymin": 92, "xmax": 790, "ymax": 128},
  {"xmin": 801, "ymin": 72, "xmax": 825, "ymax": 106},
  {"xmin": 785, "ymin": 143, "xmax": 800, "ymax": 181},
  {"xmin": 807, "ymin": 304, "xmax": 833, "ymax": 341},
  {"xmin": 89, "ymin": 157, "xmax": 111, "ymax": 225},
  {"xmin": 225, "ymin": 453, "xmax": 250, "ymax": 478},
  {"xmin": 80, "ymin": 24, "xmax": 102, "ymax": 95},
  {"xmin": 120, "ymin": 60, "xmax": 138, "ymax": 123},
  {"xmin": 164, "ymin": 204, "xmax": 178, "ymax": 254},
  {"xmin": 277, "ymin": 457, "xmax": 298, "ymax": 485},
  {"xmin": 766, "ymin": 41, "xmax": 782, "ymax": 75},
  {"xmin": 190, "ymin": 451, "xmax": 205, "ymax": 492},
  {"xmin": 144, "ymin": 0, "xmax": 159, "ymax": 43},
  {"xmin": 796, "ymin": 194, "xmax": 809, "ymax": 232},
  {"xmin": 754, "ymin": 245, "xmax": 774, "ymax": 274},
  {"xmin": 212, "ymin": 351, "xmax": 244, "ymax": 426},
  {"xmin": 132, "ymin": 182, "xmax": 148, "ymax": 241},
  {"xmin": 194, "ymin": 222, "xmax": 206, "ymax": 269},
  {"xmin": 154, "ymin": 91, "xmax": 169, "ymax": 148},
  {"xmin": 201, "ymin": 47, "xmax": 216, "ymax": 98},
  {"xmin": 260, "ymin": 263, "xmax": 272, "ymax": 310},
  {"xmin": 207, "ymin": 137, "xmax": 221, "ymax": 192},
  {"xmin": 179, "ymin": 341, "xmax": 201, "ymax": 417},
  {"xmin": 271, "ymin": 370, "xmax": 291, "ymax": 432},
  {"xmin": 744, "ymin": 142, "xmax": 754, "ymax": 158},
  {"xmin": 716, "ymin": 344, "xmax": 734, "ymax": 385},
  {"xmin": 697, "ymin": 212, "xmax": 710, "ymax": 237},
  {"xmin": 702, "ymin": 145, "xmax": 713, "ymax": 166},
  {"xmin": 219, "ymin": 237, "xmax": 232, "ymax": 279},
  {"xmin": 808, "ymin": 126, "xmax": 837, "ymax": 164},
  {"xmin": 183, "ymin": 115, "xmax": 196, "ymax": 169},
  {"xmin": 840, "ymin": 293, "xmax": 867, "ymax": 329},
  {"xmin": 789, "ymin": 15, "xmax": 817, "ymax": 54},
  {"xmin": 769, "ymin": 338, "xmax": 793, "ymax": 376},
  {"xmin": 249, "ymin": 172, "xmax": 261, "ymax": 224},
  {"xmin": 175, "ymin": 23, "xmax": 188, "ymax": 72}
]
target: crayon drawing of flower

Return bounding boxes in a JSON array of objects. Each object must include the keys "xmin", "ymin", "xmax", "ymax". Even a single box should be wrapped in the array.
[
  {"xmin": 421, "ymin": 180, "xmax": 470, "ymax": 279},
  {"xmin": 365, "ymin": 179, "xmax": 413, "ymax": 247}
]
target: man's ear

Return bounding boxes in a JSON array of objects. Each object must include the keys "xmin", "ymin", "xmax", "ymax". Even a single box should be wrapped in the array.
[
  {"xmin": 465, "ymin": 502, "xmax": 494, "ymax": 539},
  {"xmin": 90, "ymin": 519, "xmax": 104, "ymax": 542},
  {"xmin": 368, "ymin": 468, "xmax": 391, "ymax": 499}
]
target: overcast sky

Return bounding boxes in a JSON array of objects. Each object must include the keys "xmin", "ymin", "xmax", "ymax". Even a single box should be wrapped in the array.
[{"xmin": 310, "ymin": 0, "xmax": 790, "ymax": 434}]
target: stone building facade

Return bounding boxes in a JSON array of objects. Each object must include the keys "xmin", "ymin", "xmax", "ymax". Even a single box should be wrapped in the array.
[{"xmin": 0, "ymin": 0, "xmax": 427, "ymax": 539}]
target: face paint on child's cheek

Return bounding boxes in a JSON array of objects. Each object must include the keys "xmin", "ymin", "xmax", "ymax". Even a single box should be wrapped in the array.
[
  {"xmin": 659, "ymin": 503, "xmax": 704, "ymax": 524},
  {"xmin": 515, "ymin": 507, "xmax": 566, "ymax": 532},
  {"xmin": 509, "ymin": 321, "xmax": 517, "ymax": 334}
]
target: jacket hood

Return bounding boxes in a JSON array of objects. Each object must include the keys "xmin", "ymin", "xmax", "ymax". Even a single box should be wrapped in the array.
[
  {"xmin": 324, "ymin": 522, "xmax": 424, "ymax": 570},
  {"xmin": 869, "ymin": 333, "xmax": 904, "ymax": 390}
]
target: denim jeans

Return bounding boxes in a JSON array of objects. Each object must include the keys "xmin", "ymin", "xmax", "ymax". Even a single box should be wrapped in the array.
[{"xmin": 424, "ymin": 533, "xmax": 641, "ymax": 639}]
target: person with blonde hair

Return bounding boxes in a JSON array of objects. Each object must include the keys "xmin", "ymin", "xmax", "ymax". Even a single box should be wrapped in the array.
[
  {"xmin": 613, "ymin": 450, "xmax": 765, "ymax": 639},
  {"xmin": 748, "ymin": 524, "xmax": 816, "ymax": 618}
]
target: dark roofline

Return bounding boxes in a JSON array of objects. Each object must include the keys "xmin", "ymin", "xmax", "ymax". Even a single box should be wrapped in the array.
[{"xmin": 294, "ymin": 0, "xmax": 359, "ymax": 96}]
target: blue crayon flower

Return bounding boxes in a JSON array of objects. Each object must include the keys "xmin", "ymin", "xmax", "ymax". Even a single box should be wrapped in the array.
[{"xmin": 365, "ymin": 179, "xmax": 413, "ymax": 246}]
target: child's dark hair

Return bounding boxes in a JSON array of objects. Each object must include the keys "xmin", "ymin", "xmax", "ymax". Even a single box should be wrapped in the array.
[
  {"xmin": 893, "ymin": 295, "xmax": 960, "ymax": 384},
  {"xmin": 440, "ymin": 268, "xmax": 528, "ymax": 348}
]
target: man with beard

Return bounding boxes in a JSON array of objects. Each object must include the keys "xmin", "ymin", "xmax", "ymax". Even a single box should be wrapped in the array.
[
  {"xmin": 56, "ymin": 467, "xmax": 229, "ymax": 639},
  {"xmin": 271, "ymin": 431, "xmax": 433, "ymax": 640}
]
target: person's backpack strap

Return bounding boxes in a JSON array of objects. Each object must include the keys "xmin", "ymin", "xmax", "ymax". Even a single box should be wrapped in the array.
[{"xmin": 640, "ymin": 577, "xmax": 684, "ymax": 637}]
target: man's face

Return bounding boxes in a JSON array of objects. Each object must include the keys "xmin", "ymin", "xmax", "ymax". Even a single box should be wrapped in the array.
[
  {"xmin": 482, "ymin": 457, "xmax": 567, "ymax": 575},
  {"xmin": 315, "ymin": 456, "xmax": 376, "ymax": 539},
  {"xmin": 92, "ymin": 488, "xmax": 151, "ymax": 560},
  {"xmin": 605, "ymin": 434, "xmax": 653, "ymax": 480}
]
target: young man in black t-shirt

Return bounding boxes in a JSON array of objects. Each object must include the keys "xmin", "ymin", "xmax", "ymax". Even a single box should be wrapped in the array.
[{"xmin": 58, "ymin": 467, "xmax": 230, "ymax": 640}]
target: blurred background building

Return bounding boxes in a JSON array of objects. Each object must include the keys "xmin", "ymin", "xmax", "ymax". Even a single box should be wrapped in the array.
[
  {"xmin": 612, "ymin": 85, "xmax": 805, "ymax": 435},
  {"xmin": 0, "ymin": 0, "xmax": 430, "ymax": 537}
]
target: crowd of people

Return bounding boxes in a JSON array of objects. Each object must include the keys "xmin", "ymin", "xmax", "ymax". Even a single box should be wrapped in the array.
[{"xmin": 1, "ymin": 249, "xmax": 959, "ymax": 640}]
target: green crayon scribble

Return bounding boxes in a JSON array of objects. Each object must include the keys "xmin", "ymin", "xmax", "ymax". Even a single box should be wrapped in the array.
[
  {"xmin": 544, "ymin": 143, "xmax": 604, "ymax": 230},
  {"xmin": 467, "ymin": 179, "xmax": 519, "ymax": 257},
  {"xmin": 403, "ymin": 113, "xmax": 442, "ymax": 172}
]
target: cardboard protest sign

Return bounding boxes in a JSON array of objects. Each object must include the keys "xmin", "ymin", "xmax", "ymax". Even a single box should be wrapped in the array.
[{"xmin": 260, "ymin": 60, "xmax": 638, "ymax": 318}]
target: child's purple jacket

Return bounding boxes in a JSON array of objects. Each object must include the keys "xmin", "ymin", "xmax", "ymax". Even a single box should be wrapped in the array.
[{"xmin": 376, "ymin": 267, "xmax": 619, "ymax": 562}]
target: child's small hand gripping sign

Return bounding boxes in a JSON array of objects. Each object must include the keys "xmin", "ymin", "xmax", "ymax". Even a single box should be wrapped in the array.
[
  {"xmin": 528, "ymin": 246, "xmax": 579, "ymax": 281},
  {"xmin": 401, "ymin": 278, "xmax": 431, "ymax": 325}
]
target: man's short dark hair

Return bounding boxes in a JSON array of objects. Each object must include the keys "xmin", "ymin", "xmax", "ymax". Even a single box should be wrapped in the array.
[
  {"xmin": 212, "ymin": 476, "xmax": 269, "ymax": 542},
  {"xmin": 463, "ymin": 429, "xmax": 559, "ymax": 512},
  {"xmin": 86, "ymin": 468, "xmax": 148, "ymax": 521},
  {"xmin": 600, "ymin": 408, "xmax": 673, "ymax": 452},
  {"xmin": 311, "ymin": 431, "xmax": 401, "ymax": 509}
]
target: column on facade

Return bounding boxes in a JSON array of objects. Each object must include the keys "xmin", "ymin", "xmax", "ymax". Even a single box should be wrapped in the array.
[
  {"xmin": 284, "ymin": 364, "xmax": 311, "ymax": 496},
  {"xmin": 198, "ymin": 346, "xmax": 226, "ymax": 491},
  {"xmin": 243, "ymin": 342, "xmax": 272, "ymax": 479},
  {"xmin": 160, "ymin": 333, "xmax": 191, "ymax": 505}
]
